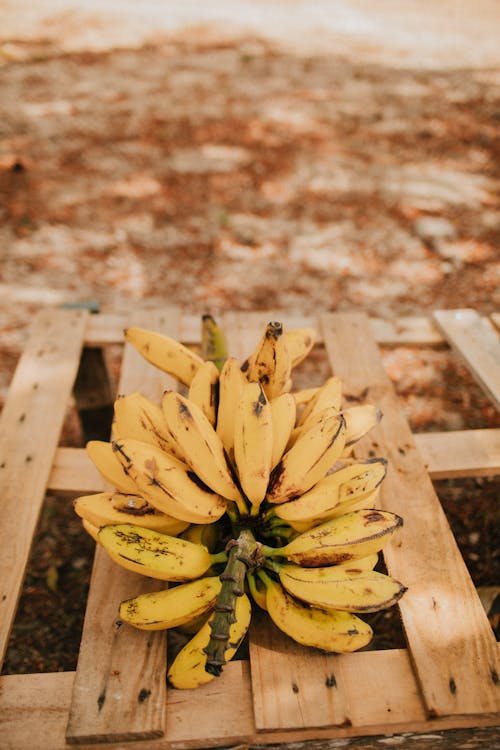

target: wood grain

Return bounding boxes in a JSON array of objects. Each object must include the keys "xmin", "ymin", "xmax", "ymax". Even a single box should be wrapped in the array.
[
  {"xmin": 433, "ymin": 309, "xmax": 500, "ymax": 410},
  {"xmin": 320, "ymin": 311, "xmax": 500, "ymax": 718},
  {"xmin": 66, "ymin": 310, "xmax": 181, "ymax": 744},
  {"xmin": 0, "ymin": 308, "xmax": 89, "ymax": 669}
]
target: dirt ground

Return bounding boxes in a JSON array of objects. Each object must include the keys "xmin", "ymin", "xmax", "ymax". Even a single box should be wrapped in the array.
[{"xmin": 0, "ymin": 1, "xmax": 499, "ymax": 674}]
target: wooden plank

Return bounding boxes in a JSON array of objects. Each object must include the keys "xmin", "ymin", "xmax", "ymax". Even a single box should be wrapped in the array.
[
  {"xmin": 2, "ymin": 652, "xmax": 500, "ymax": 750},
  {"xmin": 433, "ymin": 309, "xmax": 500, "ymax": 410},
  {"xmin": 0, "ymin": 308, "xmax": 89, "ymax": 670},
  {"xmin": 415, "ymin": 428, "xmax": 500, "ymax": 479},
  {"xmin": 84, "ymin": 312, "xmax": 450, "ymax": 348},
  {"xmin": 320, "ymin": 312, "xmax": 500, "ymax": 718},
  {"xmin": 66, "ymin": 310, "xmax": 180, "ymax": 745}
]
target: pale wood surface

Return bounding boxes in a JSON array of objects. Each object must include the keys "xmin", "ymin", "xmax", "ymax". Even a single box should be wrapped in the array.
[
  {"xmin": 415, "ymin": 427, "xmax": 500, "ymax": 479},
  {"xmin": 0, "ymin": 308, "xmax": 89, "ymax": 670},
  {"xmin": 320, "ymin": 312, "xmax": 500, "ymax": 718},
  {"xmin": 2, "ymin": 655, "xmax": 500, "ymax": 750},
  {"xmin": 433, "ymin": 309, "xmax": 500, "ymax": 410},
  {"xmin": 65, "ymin": 310, "xmax": 180, "ymax": 745}
]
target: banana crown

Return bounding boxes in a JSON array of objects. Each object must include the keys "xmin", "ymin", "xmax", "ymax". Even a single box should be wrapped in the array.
[{"xmin": 76, "ymin": 317, "xmax": 406, "ymax": 688}]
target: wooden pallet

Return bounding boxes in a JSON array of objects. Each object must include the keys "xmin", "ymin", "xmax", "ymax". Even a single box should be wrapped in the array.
[{"xmin": 0, "ymin": 308, "xmax": 499, "ymax": 750}]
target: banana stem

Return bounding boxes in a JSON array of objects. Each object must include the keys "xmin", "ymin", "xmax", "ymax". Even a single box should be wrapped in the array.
[
  {"xmin": 210, "ymin": 550, "xmax": 229, "ymax": 566},
  {"xmin": 260, "ymin": 543, "xmax": 286, "ymax": 558},
  {"xmin": 204, "ymin": 528, "xmax": 263, "ymax": 676}
]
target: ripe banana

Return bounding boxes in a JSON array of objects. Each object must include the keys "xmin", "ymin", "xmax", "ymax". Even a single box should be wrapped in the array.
[
  {"xmin": 112, "ymin": 438, "xmax": 228, "ymax": 524},
  {"xmin": 188, "ymin": 360, "xmax": 220, "ymax": 427},
  {"xmin": 282, "ymin": 489, "xmax": 380, "ymax": 533},
  {"xmin": 245, "ymin": 321, "xmax": 292, "ymax": 400},
  {"xmin": 233, "ymin": 381, "xmax": 273, "ymax": 513},
  {"xmin": 124, "ymin": 326, "xmax": 203, "ymax": 386},
  {"xmin": 86, "ymin": 440, "xmax": 138, "ymax": 494},
  {"xmin": 274, "ymin": 458, "xmax": 387, "ymax": 524},
  {"xmin": 167, "ymin": 592, "xmax": 252, "ymax": 689},
  {"xmin": 264, "ymin": 509, "xmax": 403, "ymax": 566},
  {"xmin": 343, "ymin": 404, "xmax": 382, "ymax": 451},
  {"xmin": 161, "ymin": 391, "xmax": 243, "ymax": 507},
  {"xmin": 180, "ymin": 521, "xmax": 224, "ymax": 552},
  {"xmin": 274, "ymin": 562, "xmax": 406, "ymax": 613},
  {"xmin": 261, "ymin": 572, "xmax": 373, "ymax": 652},
  {"xmin": 292, "ymin": 386, "xmax": 320, "ymax": 408},
  {"xmin": 267, "ymin": 408, "xmax": 346, "ymax": 503},
  {"xmin": 201, "ymin": 313, "xmax": 228, "ymax": 371},
  {"xmin": 216, "ymin": 356, "xmax": 247, "ymax": 455},
  {"xmin": 297, "ymin": 376, "xmax": 342, "ymax": 427},
  {"xmin": 269, "ymin": 393, "xmax": 296, "ymax": 469},
  {"xmin": 119, "ymin": 576, "xmax": 222, "ymax": 630},
  {"xmin": 112, "ymin": 392, "xmax": 184, "ymax": 460},
  {"xmin": 82, "ymin": 518, "xmax": 100, "ymax": 542},
  {"xmin": 283, "ymin": 327, "xmax": 317, "ymax": 368},
  {"xmin": 97, "ymin": 523, "xmax": 226, "ymax": 581},
  {"xmin": 247, "ymin": 572, "xmax": 268, "ymax": 610},
  {"xmin": 73, "ymin": 492, "xmax": 189, "ymax": 535}
]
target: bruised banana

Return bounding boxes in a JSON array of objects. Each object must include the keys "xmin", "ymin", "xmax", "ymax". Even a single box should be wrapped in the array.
[
  {"xmin": 269, "ymin": 392, "xmax": 296, "ymax": 469},
  {"xmin": 112, "ymin": 392, "xmax": 184, "ymax": 460},
  {"xmin": 233, "ymin": 381, "xmax": 273, "ymax": 513},
  {"xmin": 86, "ymin": 440, "xmax": 138, "ymax": 494},
  {"xmin": 267, "ymin": 408, "xmax": 346, "ymax": 503},
  {"xmin": 113, "ymin": 438, "xmax": 227, "ymax": 524},
  {"xmin": 162, "ymin": 391, "xmax": 243, "ymax": 507},
  {"xmin": 124, "ymin": 326, "xmax": 203, "ymax": 386},
  {"xmin": 119, "ymin": 576, "xmax": 222, "ymax": 630},
  {"xmin": 167, "ymin": 592, "xmax": 252, "ymax": 689},
  {"xmin": 73, "ymin": 491, "xmax": 189, "ymax": 535},
  {"xmin": 188, "ymin": 360, "xmax": 220, "ymax": 427},
  {"xmin": 274, "ymin": 563, "xmax": 406, "ymax": 613},
  {"xmin": 260, "ymin": 572, "xmax": 373, "ymax": 652},
  {"xmin": 275, "ymin": 458, "xmax": 388, "ymax": 525},
  {"xmin": 245, "ymin": 321, "xmax": 292, "ymax": 400},
  {"xmin": 263, "ymin": 509, "xmax": 403, "ymax": 566},
  {"xmin": 216, "ymin": 356, "xmax": 247, "ymax": 455},
  {"xmin": 98, "ymin": 524, "xmax": 226, "ymax": 581}
]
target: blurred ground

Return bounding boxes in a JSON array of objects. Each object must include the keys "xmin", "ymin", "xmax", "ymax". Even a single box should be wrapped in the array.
[{"xmin": 0, "ymin": 1, "xmax": 499, "ymax": 674}]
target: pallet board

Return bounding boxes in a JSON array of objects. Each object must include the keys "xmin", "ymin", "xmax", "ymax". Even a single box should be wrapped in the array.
[{"xmin": 0, "ymin": 308, "xmax": 499, "ymax": 750}]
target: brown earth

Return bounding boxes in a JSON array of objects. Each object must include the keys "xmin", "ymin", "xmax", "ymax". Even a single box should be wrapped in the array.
[{"xmin": 0, "ymin": 1, "xmax": 499, "ymax": 676}]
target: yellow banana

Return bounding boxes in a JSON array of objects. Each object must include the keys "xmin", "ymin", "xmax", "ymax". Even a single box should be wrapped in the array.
[
  {"xmin": 180, "ymin": 522, "xmax": 224, "ymax": 552},
  {"xmin": 98, "ymin": 524, "xmax": 226, "ymax": 581},
  {"xmin": 297, "ymin": 376, "xmax": 342, "ymax": 427},
  {"xmin": 161, "ymin": 391, "xmax": 243, "ymax": 508},
  {"xmin": 86, "ymin": 440, "xmax": 138, "ymax": 494},
  {"xmin": 342, "ymin": 404, "xmax": 382, "ymax": 452},
  {"xmin": 247, "ymin": 572, "xmax": 268, "ymax": 611},
  {"xmin": 274, "ymin": 458, "xmax": 387, "ymax": 524},
  {"xmin": 275, "ymin": 563, "xmax": 406, "ymax": 613},
  {"xmin": 261, "ymin": 572, "xmax": 373, "ymax": 652},
  {"xmin": 119, "ymin": 576, "xmax": 222, "ymax": 630},
  {"xmin": 113, "ymin": 438, "xmax": 228, "ymax": 524},
  {"xmin": 124, "ymin": 326, "xmax": 203, "ymax": 386},
  {"xmin": 216, "ymin": 357, "xmax": 247, "ymax": 455},
  {"xmin": 283, "ymin": 327, "xmax": 317, "ymax": 368},
  {"xmin": 266, "ymin": 408, "xmax": 346, "ymax": 503},
  {"xmin": 283, "ymin": 489, "xmax": 380, "ymax": 533},
  {"xmin": 292, "ymin": 386, "xmax": 320, "ymax": 408},
  {"xmin": 245, "ymin": 321, "xmax": 292, "ymax": 400},
  {"xmin": 82, "ymin": 518, "xmax": 100, "ymax": 542},
  {"xmin": 167, "ymin": 592, "xmax": 252, "ymax": 689},
  {"xmin": 73, "ymin": 492, "xmax": 189, "ymax": 535},
  {"xmin": 112, "ymin": 392, "xmax": 184, "ymax": 460},
  {"xmin": 201, "ymin": 313, "xmax": 228, "ymax": 371},
  {"xmin": 233, "ymin": 381, "xmax": 273, "ymax": 513},
  {"xmin": 188, "ymin": 360, "xmax": 220, "ymax": 427},
  {"xmin": 263, "ymin": 509, "xmax": 403, "ymax": 566},
  {"xmin": 269, "ymin": 393, "xmax": 296, "ymax": 469}
]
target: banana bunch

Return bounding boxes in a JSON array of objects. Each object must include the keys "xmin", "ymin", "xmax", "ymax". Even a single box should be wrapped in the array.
[{"xmin": 73, "ymin": 316, "xmax": 406, "ymax": 689}]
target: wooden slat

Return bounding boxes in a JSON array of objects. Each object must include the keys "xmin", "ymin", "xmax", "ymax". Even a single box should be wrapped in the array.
[
  {"xmin": 320, "ymin": 312, "xmax": 500, "ymax": 718},
  {"xmin": 84, "ymin": 312, "xmax": 449, "ymax": 348},
  {"xmin": 0, "ymin": 308, "xmax": 89, "ymax": 670},
  {"xmin": 2, "ymin": 651, "xmax": 500, "ymax": 750},
  {"xmin": 415, "ymin": 428, "xmax": 500, "ymax": 479},
  {"xmin": 433, "ymin": 309, "xmax": 500, "ymax": 410},
  {"xmin": 65, "ymin": 310, "xmax": 180, "ymax": 745}
]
